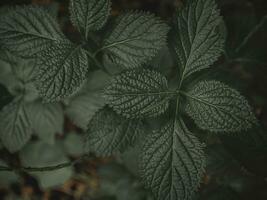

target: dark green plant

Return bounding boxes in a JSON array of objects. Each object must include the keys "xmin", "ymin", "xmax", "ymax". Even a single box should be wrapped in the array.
[{"xmin": 0, "ymin": 0, "xmax": 258, "ymax": 199}]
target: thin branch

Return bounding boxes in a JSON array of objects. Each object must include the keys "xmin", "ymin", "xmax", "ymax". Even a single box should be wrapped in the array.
[
  {"xmin": 0, "ymin": 166, "xmax": 13, "ymax": 171},
  {"xmin": 235, "ymin": 15, "xmax": 267, "ymax": 53},
  {"xmin": 0, "ymin": 156, "xmax": 85, "ymax": 172},
  {"xmin": 22, "ymin": 162, "xmax": 73, "ymax": 172}
]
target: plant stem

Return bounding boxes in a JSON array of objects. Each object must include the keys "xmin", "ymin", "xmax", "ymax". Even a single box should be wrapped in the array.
[
  {"xmin": 0, "ymin": 162, "xmax": 71, "ymax": 172},
  {"xmin": 0, "ymin": 166, "xmax": 13, "ymax": 171},
  {"xmin": 235, "ymin": 15, "xmax": 267, "ymax": 53},
  {"xmin": 0, "ymin": 156, "xmax": 85, "ymax": 172},
  {"xmin": 84, "ymin": 50, "xmax": 112, "ymax": 76}
]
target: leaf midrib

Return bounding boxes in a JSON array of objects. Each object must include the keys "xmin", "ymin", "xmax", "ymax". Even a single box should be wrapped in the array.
[
  {"xmin": 108, "ymin": 91, "xmax": 177, "ymax": 96},
  {"xmin": 96, "ymin": 36, "xmax": 142, "ymax": 54},
  {"xmin": 43, "ymin": 44, "xmax": 82, "ymax": 98}
]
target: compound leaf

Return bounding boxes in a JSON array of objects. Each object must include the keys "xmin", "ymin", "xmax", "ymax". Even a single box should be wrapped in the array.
[
  {"xmin": 0, "ymin": 98, "xmax": 32, "ymax": 152},
  {"xmin": 69, "ymin": 0, "xmax": 111, "ymax": 37},
  {"xmin": 0, "ymin": 6, "xmax": 65, "ymax": 57},
  {"xmin": 140, "ymin": 119, "xmax": 205, "ymax": 200},
  {"xmin": 104, "ymin": 68, "xmax": 172, "ymax": 119},
  {"xmin": 84, "ymin": 107, "xmax": 144, "ymax": 156},
  {"xmin": 102, "ymin": 11, "xmax": 169, "ymax": 68},
  {"xmin": 35, "ymin": 40, "xmax": 89, "ymax": 102},
  {"xmin": 27, "ymin": 100, "xmax": 64, "ymax": 144},
  {"xmin": 184, "ymin": 80, "xmax": 257, "ymax": 132},
  {"xmin": 172, "ymin": 0, "xmax": 224, "ymax": 78}
]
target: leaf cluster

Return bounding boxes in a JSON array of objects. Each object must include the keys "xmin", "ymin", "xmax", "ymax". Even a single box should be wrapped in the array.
[{"xmin": 0, "ymin": 0, "xmax": 259, "ymax": 199}]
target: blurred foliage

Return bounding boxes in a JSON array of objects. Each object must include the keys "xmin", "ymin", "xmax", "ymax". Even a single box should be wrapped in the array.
[{"xmin": 0, "ymin": 0, "xmax": 267, "ymax": 199}]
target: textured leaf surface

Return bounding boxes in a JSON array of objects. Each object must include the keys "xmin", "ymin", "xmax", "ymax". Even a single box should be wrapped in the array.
[
  {"xmin": 69, "ymin": 0, "xmax": 110, "ymax": 37},
  {"xmin": 0, "ymin": 99, "xmax": 32, "ymax": 152},
  {"xmin": 20, "ymin": 141, "xmax": 72, "ymax": 189},
  {"xmin": 84, "ymin": 107, "xmax": 143, "ymax": 156},
  {"xmin": 184, "ymin": 81, "xmax": 257, "ymax": 132},
  {"xmin": 104, "ymin": 68, "xmax": 171, "ymax": 118},
  {"xmin": 27, "ymin": 101, "xmax": 64, "ymax": 144},
  {"xmin": 102, "ymin": 11, "xmax": 169, "ymax": 68},
  {"xmin": 0, "ymin": 6, "xmax": 64, "ymax": 57},
  {"xmin": 172, "ymin": 0, "xmax": 224, "ymax": 78},
  {"xmin": 35, "ymin": 41, "xmax": 89, "ymax": 102},
  {"xmin": 141, "ymin": 120, "xmax": 205, "ymax": 200}
]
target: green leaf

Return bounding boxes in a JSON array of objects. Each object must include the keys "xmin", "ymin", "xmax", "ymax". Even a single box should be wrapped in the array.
[
  {"xmin": 172, "ymin": 0, "xmax": 224, "ymax": 78},
  {"xmin": 102, "ymin": 11, "xmax": 169, "ymax": 68},
  {"xmin": 20, "ymin": 141, "xmax": 72, "ymax": 189},
  {"xmin": 66, "ymin": 93, "xmax": 105, "ymax": 130},
  {"xmin": 0, "ymin": 160, "xmax": 19, "ymax": 186},
  {"xmin": 0, "ymin": 98, "xmax": 32, "ymax": 152},
  {"xmin": 27, "ymin": 100, "xmax": 64, "ymax": 144},
  {"xmin": 149, "ymin": 46, "xmax": 174, "ymax": 77},
  {"xmin": 0, "ymin": 6, "xmax": 65, "ymax": 57},
  {"xmin": 104, "ymin": 68, "xmax": 172, "ymax": 119},
  {"xmin": 35, "ymin": 40, "xmax": 89, "ymax": 102},
  {"xmin": 0, "ymin": 83, "xmax": 13, "ymax": 110},
  {"xmin": 63, "ymin": 132, "xmax": 84, "ymax": 157},
  {"xmin": 69, "ymin": 0, "xmax": 111, "ymax": 38},
  {"xmin": 0, "ymin": 51, "xmax": 20, "ymax": 88},
  {"xmin": 0, "ymin": 6, "xmax": 11, "ymax": 18},
  {"xmin": 12, "ymin": 59, "xmax": 39, "ymax": 101},
  {"xmin": 184, "ymin": 80, "xmax": 257, "ymax": 132},
  {"xmin": 0, "ymin": 55, "xmax": 39, "ymax": 101},
  {"xmin": 0, "ymin": 50, "xmax": 14, "ymax": 86},
  {"xmin": 97, "ymin": 163, "xmax": 150, "ymax": 200},
  {"xmin": 44, "ymin": 2, "xmax": 60, "ymax": 18},
  {"xmin": 140, "ymin": 119, "xmax": 205, "ymax": 200},
  {"xmin": 120, "ymin": 145, "xmax": 141, "ymax": 177},
  {"xmin": 84, "ymin": 107, "xmax": 144, "ymax": 156},
  {"xmin": 66, "ymin": 70, "xmax": 110, "ymax": 130}
]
